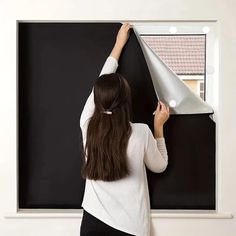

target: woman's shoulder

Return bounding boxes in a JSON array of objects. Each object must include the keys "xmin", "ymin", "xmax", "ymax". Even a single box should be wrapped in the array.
[{"xmin": 129, "ymin": 122, "xmax": 149, "ymax": 134}]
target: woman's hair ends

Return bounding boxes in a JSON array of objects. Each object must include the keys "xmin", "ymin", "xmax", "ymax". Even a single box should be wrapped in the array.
[{"xmin": 81, "ymin": 73, "xmax": 133, "ymax": 181}]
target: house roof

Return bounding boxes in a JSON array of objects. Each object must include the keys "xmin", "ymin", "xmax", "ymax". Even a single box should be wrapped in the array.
[{"xmin": 141, "ymin": 35, "xmax": 205, "ymax": 75}]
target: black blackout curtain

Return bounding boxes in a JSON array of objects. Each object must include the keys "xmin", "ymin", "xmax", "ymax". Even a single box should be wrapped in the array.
[{"xmin": 18, "ymin": 22, "xmax": 215, "ymax": 209}]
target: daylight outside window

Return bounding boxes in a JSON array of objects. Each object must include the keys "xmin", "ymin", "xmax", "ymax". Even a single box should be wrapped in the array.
[{"xmin": 141, "ymin": 35, "xmax": 206, "ymax": 100}]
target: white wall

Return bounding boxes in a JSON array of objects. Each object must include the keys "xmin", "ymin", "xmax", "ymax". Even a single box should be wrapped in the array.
[{"xmin": 0, "ymin": 0, "xmax": 236, "ymax": 235}]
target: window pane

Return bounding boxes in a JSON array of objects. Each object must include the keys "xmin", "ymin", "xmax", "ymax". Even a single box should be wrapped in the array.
[{"xmin": 141, "ymin": 35, "xmax": 206, "ymax": 100}]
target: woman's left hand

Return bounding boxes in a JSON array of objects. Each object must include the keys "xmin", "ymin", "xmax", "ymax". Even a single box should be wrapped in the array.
[{"xmin": 115, "ymin": 22, "xmax": 132, "ymax": 48}]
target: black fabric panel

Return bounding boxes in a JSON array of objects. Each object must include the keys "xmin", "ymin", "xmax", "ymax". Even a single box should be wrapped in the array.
[
  {"xmin": 148, "ymin": 114, "xmax": 216, "ymax": 209},
  {"xmin": 18, "ymin": 22, "xmax": 215, "ymax": 209}
]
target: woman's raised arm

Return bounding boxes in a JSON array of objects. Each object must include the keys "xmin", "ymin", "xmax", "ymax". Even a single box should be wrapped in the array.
[
  {"xmin": 79, "ymin": 56, "xmax": 119, "ymax": 130},
  {"xmin": 79, "ymin": 23, "xmax": 132, "ymax": 130}
]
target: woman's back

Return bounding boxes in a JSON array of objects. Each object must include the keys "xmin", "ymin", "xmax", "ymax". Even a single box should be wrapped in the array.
[{"xmin": 81, "ymin": 121, "xmax": 168, "ymax": 236}]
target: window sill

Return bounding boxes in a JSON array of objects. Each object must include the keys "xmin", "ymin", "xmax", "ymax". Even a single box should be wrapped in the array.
[{"xmin": 4, "ymin": 209, "xmax": 234, "ymax": 219}]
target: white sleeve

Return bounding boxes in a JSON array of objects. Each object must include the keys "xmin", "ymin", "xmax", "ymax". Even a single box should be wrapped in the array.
[
  {"xmin": 144, "ymin": 125, "xmax": 168, "ymax": 173},
  {"xmin": 99, "ymin": 56, "xmax": 119, "ymax": 76},
  {"xmin": 79, "ymin": 56, "xmax": 119, "ymax": 130}
]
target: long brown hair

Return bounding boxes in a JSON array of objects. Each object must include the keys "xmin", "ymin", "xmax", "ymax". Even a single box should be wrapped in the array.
[{"xmin": 81, "ymin": 73, "xmax": 133, "ymax": 181}]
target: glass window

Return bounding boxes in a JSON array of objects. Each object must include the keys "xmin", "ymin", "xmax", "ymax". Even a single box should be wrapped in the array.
[{"xmin": 140, "ymin": 35, "xmax": 206, "ymax": 100}]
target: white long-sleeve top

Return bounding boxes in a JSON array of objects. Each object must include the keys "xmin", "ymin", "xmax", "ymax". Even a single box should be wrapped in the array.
[{"xmin": 80, "ymin": 56, "xmax": 168, "ymax": 236}]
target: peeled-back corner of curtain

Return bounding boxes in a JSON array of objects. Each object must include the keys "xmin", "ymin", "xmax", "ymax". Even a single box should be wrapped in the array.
[{"xmin": 132, "ymin": 27, "xmax": 214, "ymax": 115}]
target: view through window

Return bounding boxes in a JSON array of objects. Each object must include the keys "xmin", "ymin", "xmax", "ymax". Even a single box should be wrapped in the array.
[{"xmin": 140, "ymin": 35, "xmax": 206, "ymax": 100}]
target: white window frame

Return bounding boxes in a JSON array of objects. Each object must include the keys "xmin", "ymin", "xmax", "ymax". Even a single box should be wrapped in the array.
[{"xmin": 4, "ymin": 20, "xmax": 233, "ymax": 220}]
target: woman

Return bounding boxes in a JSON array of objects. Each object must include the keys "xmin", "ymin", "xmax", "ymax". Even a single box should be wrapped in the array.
[{"xmin": 79, "ymin": 23, "xmax": 170, "ymax": 236}]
